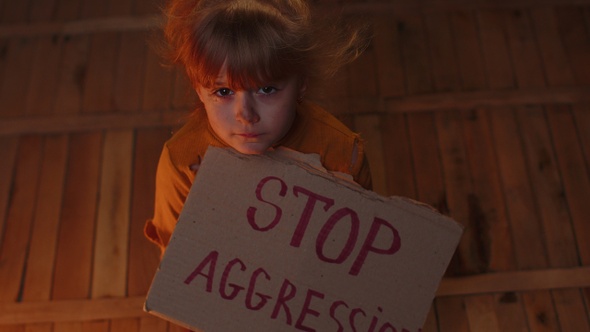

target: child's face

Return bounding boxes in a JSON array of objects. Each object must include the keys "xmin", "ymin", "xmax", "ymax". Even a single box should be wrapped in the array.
[{"xmin": 196, "ymin": 68, "xmax": 305, "ymax": 155}]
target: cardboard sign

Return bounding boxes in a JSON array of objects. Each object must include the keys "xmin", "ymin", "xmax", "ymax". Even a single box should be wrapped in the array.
[{"xmin": 145, "ymin": 147, "xmax": 463, "ymax": 332}]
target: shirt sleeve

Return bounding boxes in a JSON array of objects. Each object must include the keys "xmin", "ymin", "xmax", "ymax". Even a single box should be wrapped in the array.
[{"xmin": 144, "ymin": 145, "xmax": 193, "ymax": 255}]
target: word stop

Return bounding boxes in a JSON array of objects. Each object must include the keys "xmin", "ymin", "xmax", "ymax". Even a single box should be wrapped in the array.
[{"xmin": 246, "ymin": 176, "xmax": 402, "ymax": 276}]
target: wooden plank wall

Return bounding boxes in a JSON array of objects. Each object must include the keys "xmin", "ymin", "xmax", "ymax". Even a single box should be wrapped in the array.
[{"xmin": 0, "ymin": 0, "xmax": 590, "ymax": 331}]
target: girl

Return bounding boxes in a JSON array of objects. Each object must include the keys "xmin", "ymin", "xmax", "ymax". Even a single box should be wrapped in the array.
[{"xmin": 145, "ymin": 0, "xmax": 373, "ymax": 255}]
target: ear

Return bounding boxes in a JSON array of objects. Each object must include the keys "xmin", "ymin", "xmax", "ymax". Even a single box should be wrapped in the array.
[
  {"xmin": 195, "ymin": 86, "xmax": 204, "ymax": 100},
  {"xmin": 298, "ymin": 77, "xmax": 308, "ymax": 99}
]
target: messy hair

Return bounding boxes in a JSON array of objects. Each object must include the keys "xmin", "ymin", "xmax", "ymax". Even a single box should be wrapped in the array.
[{"xmin": 160, "ymin": 0, "xmax": 370, "ymax": 92}]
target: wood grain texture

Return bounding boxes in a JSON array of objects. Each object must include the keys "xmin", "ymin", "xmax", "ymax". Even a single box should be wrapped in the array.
[
  {"xmin": 0, "ymin": 1, "xmax": 589, "ymax": 331},
  {"xmin": 91, "ymin": 130, "xmax": 134, "ymax": 298}
]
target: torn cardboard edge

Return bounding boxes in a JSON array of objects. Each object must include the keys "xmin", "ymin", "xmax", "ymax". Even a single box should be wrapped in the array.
[{"xmin": 272, "ymin": 147, "xmax": 457, "ymax": 218}]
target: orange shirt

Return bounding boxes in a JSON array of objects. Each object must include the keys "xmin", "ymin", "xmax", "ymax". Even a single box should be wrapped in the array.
[{"xmin": 144, "ymin": 101, "xmax": 372, "ymax": 254}]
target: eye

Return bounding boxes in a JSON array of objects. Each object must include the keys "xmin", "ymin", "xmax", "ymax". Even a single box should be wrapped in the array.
[
  {"xmin": 258, "ymin": 86, "xmax": 277, "ymax": 95},
  {"xmin": 214, "ymin": 88, "xmax": 234, "ymax": 97}
]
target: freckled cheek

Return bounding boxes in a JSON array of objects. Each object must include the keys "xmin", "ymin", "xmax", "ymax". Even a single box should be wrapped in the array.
[
  {"xmin": 210, "ymin": 109, "xmax": 235, "ymax": 130},
  {"xmin": 262, "ymin": 108, "xmax": 286, "ymax": 123},
  {"xmin": 207, "ymin": 118, "xmax": 230, "ymax": 138}
]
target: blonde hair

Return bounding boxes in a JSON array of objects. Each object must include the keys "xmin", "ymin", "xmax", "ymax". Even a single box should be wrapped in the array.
[{"xmin": 161, "ymin": 0, "xmax": 370, "ymax": 92}]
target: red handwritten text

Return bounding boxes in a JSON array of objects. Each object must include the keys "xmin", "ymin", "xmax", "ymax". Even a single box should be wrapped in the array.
[
  {"xmin": 247, "ymin": 176, "xmax": 402, "ymax": 276},
  {"xmin": 184, "ymin": 250, "xmax": 420, "ymax": 332}
]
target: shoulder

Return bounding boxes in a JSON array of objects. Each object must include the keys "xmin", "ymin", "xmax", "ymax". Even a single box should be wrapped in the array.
[
  {"xmin": 299, "ymin": 102, "xmax": 356, "ymax": 139},
  {"xmin": 285, "ymin": 102, "xmax": 371, "ymax": 187},
  {"xmin": 290, "ymin": 102, "xmax": 360, "ymax": 154},
  {"xmin": 164, "ymin": 108, "xmax": 224, "ymax": 169}
]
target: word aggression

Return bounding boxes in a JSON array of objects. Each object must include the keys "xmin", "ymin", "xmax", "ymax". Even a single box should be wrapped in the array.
[{"xmin": 184, "ymin": 250, "xmax": 419, "ymax": 332}]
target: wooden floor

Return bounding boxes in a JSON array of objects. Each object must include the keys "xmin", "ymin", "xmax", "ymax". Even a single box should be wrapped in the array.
[{"xmin": 1, "ymin": 0, "xmax": 590, "ymax": 331}]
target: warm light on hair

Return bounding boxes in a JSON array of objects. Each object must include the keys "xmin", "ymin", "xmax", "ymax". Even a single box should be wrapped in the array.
[{"xmin": 161, "ymin": 0, "xmax": 370, "ymax": 92}]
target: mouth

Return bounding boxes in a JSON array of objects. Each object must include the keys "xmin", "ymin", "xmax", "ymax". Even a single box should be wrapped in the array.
[{"xmin": 237, "ymin": 133, "xmax": 261, "ymax": 139}]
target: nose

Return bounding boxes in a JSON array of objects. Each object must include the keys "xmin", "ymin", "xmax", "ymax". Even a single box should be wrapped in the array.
[{"xmin": 235, "ymin": 92, "xmax": 260, "ymax": 124}]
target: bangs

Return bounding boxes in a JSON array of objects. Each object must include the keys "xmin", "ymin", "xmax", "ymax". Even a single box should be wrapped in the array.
[{"xmin": 188, "ymin": 3, "xmax": 307, "ymax": 89}]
